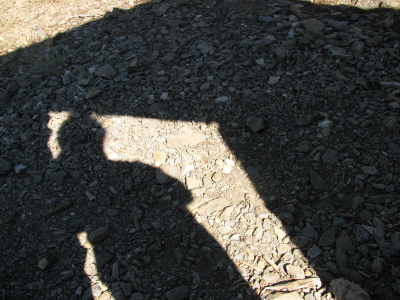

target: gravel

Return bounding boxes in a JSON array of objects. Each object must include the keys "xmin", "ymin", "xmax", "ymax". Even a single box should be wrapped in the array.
[{"xmin": 1, "ymin": 0, "xmax": 400, "ymax": 299}]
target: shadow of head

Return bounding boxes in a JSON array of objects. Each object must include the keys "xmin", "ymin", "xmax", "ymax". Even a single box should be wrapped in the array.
[{"xmin": 47, "ymin": 110, "xmax": 259, "ymax": 299}]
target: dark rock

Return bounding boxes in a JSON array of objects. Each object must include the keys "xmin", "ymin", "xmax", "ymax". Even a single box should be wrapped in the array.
[
  {"xmin": 309, "ymin": 169, "xmax": 327, "ymax": 192},
  {"xmin": 246, "ymin": 117, "xmax": 265, "ymax": 133},
  {"xmin": 88, "ymin": 227, "xmax": 109, "ymax": 244},
  {"xmin": 336, "ymin": 230, "xmax": 354, "ymax": 252},
  {"xmin": 95, "ymin": 64, "xmax": 117, "ymax": 79},
  {"xmin": 96, "ymin": 252, "xmax": 114, "ymax": 268},
  {"xmin": 367, "ymin": 194, "xmax": 400, "ymax": 204},
  {"xmin": 147, "ymin": 103, "xmax": 168, "ymax": 114},
  {"xmin": 319, "ymin": 227, "xmax": 336, "ymax": 247},
  {"xmin": 330, "ymin": 278, "xmax": 370, "ymax": 300},
  {"xmin": 165, "ymin": 286, "xmax": 190, "ymax": 300},
  {"xmin": 0, "ymin": 157, "xmax": 12, "ymax": 175}
]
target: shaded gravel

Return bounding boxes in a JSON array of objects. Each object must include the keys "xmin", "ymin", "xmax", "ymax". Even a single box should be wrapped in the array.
[{"xmin": 1, "ymin": 0, "xmax": 400, "ymax": 299}]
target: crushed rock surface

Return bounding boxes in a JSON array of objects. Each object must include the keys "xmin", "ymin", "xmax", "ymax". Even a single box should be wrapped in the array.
[{"xmin": 1, "ymin": 0, "xmax": 400, "ymax": 299}]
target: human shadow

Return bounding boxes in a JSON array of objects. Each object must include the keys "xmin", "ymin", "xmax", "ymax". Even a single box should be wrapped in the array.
[
  {"xmin": 52, "ymin": 113, "xmax": 256, "ymax": 299},
  {"xmin": 1, "ymin": 0, "xmax": 400, "ymax": 299}
]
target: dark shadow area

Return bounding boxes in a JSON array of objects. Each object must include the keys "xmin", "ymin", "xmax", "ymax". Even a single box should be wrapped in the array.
[{"xmin": 1, "ymin": 0, "xmax": 400, "ymax": 299}]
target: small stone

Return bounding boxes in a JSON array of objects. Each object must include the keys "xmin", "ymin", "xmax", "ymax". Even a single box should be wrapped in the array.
[
  {"xmin": 308, "ymin": 244, "xmax": 322, "ymax": 259},
  {"xmin": 301, "ymin": 18, "xmax": 325, "ymax": 32},
  {"xmin": 130, "ymin": 293, "xmax": 144, "ymax": 300},
  {"xmin": 156, "ymin": 164, "xmax": 179, "ymax": 184},
  {"xmin": 153, "ymin": 151, "xmax": 167, "ymax": 166},
  {"xmin": 330, "ymin": 278, "xmax": 370, "ymax": 300},
  {"xmin": 85, "ymin": 88, "xmax": 102, "ymax": 99},
  {"xmin": 165, "ymin": 286, "xmax": 190, "ymax": 300},
  {"xmin": 38, "ymin": 258, "xmax": 49, "ymax": 270},
  {"xmin": 336, "ymin": 248, "xmax": 348, "ymax": 269},
  {"xmin": 279, "ymin": 212, "xmax": 294, "ymax": 225},
  {"xmin": 371, "ymin": 257, "xmax": 383, "ymax": 274},
  {"xmin": 302, "ymin": 223, "xmax": 319, "ymax": 239},
  {"xmin": 96, "ymin": 252, "xmax": 114, "ymax": 268},
  {"xmin": 121, "ymin": 282, "xmax": 133, "ymax": 297},
  {"xmin": 319, "ymin": 227, "xmax": 336, "ymax": 247},
  {"xmin": 197, "ymin": 197, "xmax": 230, "ymax": 215},
  {"xmin": 360, "ymin": 210, "xmax": 373, "ymax": 222},
  {"xmin": 296, "ymin": 141, "xmax": 311, "ymax": 153},
  {"xmin": 268, "ymin": 76, "xmax": 280, "ymax": 85},
  {"xmin": 48, "ymin": 171, "xmax": 66, "ymax": 185},
  {"xmin": 153, "ymin": 3, "xmax": 169, "ymax": 17},
  {"xmin": 383, "ymin": 116, "xmax": 398, "ymax": 130},
  {"xmin": 286, "ymin": 265, "xmax": 306, "ymax": 279},
  {"xmin": 326, "ymin": 261, "xmax": 340, "ymax": 276},
  {"xmin": 351, "ymin": 41, "xmax": 365, "ymax": 53},
  {"xmin": 14, "ymin": 164, "xmax": 27, "ymax": 174},
  {"xmin": 361, "ymin": 166, "xmax": 379, "ymax": 175},
  {"xmin": 112, "ymin": 261, "xmax": 119, "ymax": 280},
  {"xmin": 88, "ymin": 227, "xmax": 109, "ymax": 244},
  {"xmin": 147, "ymin": 103, "xmax": 168, "ymax": 114},
  {"xmin": 393, "ymin": 279, "xmax": 400, "ymax": 294},
  {"xmin": 377, "ymin": 16, "xmax": 394, "ymax": 28},
  {"xmin": 215, "ymin": 96, "xmax": 229, "ymax": 103},
  {"xmin": 339, "ymin": 268, "xmax": 364, "ymax": 282},
  {"xmin": 160, "ymin": 92, "xmax": 168, "ymax": 100},
  {"xmin": 111, "ymin": 7, "xmax": 131, "ymax": 19},
  {"xmin": 246, "ymin": 117, "xmax": 265, "ymax": 132},
  {"xmin": 336, "ymin": 230, "xmax": 354, "ymax": 251},
  {"xmin": 367, "ymin": 194, "xmax": 399, "ymax": 204},
  {"xmin": 0, "ymin": 157, "xmax": 13, "ymax": 175},
  {"xmin": 387, "ymin": 142, "xmax": 400, "ymax": 155},
  {"xmin": 259, "ymin": 16, "xmax": 273, "ymax": 23},
  {"xmin": 273, "ymin": 227, "xmax": 287, "ymax": 241},
  {"xmin": 274, "ymin": 46, "xmax": 287, "ymax": 62},
  {"xmin": 98, "ymin": 291, "xmax": 112, "ymax": 300},
  {"xmin": 95, "ymin": 64, "xmax": 117, "ymax": 79},
  {"xmin": 185, "ymin": 177, "xmax": 202, "ymax": 190},
  {"xmin": 322, "ymin": 149, "xmax": 338, "ymax": 167},
  {"xmin": 309, "ymin": 169, "xmax": 327, "ymax": 192},
  {"xmin": 266, "ymin": 291, "xmax": 303, "ymax": 300}
]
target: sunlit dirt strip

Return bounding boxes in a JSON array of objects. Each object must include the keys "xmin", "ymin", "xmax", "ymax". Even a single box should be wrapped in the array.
[
  {"xmin": 47, "ymin": 112, "xmax": 322, "ymax": 297},
  {"xmin": 0, "ymin": 0, "xmax": 151, "ymax": 54}
]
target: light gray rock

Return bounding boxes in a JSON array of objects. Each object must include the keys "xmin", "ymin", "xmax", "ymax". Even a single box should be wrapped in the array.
[
  {"xmin": 185, "ymin": 177, "xmax": 202, "ymax": 190},
  {"xmin": 285, "ymin": 264, "xmax": 305, "ymax": 279}
]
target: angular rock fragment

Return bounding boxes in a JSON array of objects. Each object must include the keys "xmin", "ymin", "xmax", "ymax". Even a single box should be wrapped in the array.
[
  {"xmin": 88, "ymin": 227, "xmax": 109, "ymax": 244},
  {"xmin": 95, "ymin": 64, "xmax": 117, "ymax": 79},
  {"xmin": 165, "ymin": 286, "xmax": 190, "ymax": 300},
  {"xmin": 309, "ymin": 169, "xmax": 327, "ymax": 192},
  {"xmin": 330, "ymin": 278, "xmax": 370, "ymax": 300},
  {"xmin": 0, "ymin": 157, "xmax": 12, "ymax": 175},
  {"xmin": 246, "ymin": 117, "xmax": 265, "ymax": 133}
]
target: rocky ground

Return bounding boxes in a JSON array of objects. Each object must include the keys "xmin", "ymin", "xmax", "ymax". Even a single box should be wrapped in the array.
[{"xmin": 1, "ymin": 0, "xmax": 400, "ymax": 299}]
